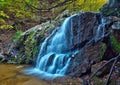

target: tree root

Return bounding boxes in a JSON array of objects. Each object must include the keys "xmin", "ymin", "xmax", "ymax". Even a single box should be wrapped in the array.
[
  {"xmin": 84, "ymin": 54, "xmax": 120, "ymax": 85},
  {"xmin": 105, "ymin": 54, "xmax": 120, "ymax": 85}
]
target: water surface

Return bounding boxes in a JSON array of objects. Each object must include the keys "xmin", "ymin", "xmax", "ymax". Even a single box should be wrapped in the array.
[{"xmin": 0, "ymin": 63, "xmax": 49, "ymax": 85}]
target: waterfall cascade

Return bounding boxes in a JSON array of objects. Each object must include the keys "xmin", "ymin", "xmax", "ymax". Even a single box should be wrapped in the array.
[
  {"xmin": 95, "ymin": 16, "xmax": 106, "ymax": 41},
  {"xmin": 25, "ymin": 15, "xmax": 79, "ymax": 79},
  {"xmin": 25, "ymin": 13, "xmax": 106, "ymax": 79}
]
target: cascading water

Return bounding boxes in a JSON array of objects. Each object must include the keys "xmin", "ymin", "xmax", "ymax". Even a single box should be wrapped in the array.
[
  {"xmin": 24, "ymin": 13, "xmax": 106, "ymax": 79},
  {"xmin": 95, "ymin": 16, "xmax": 106, "ymax": 41},
  {"xmin": 25, "ymin": 15, "xmax": 79, "ymax": 79},
  {"xmin": 36, "ymin": 16, "xmax": 74, "ymax": 75}
]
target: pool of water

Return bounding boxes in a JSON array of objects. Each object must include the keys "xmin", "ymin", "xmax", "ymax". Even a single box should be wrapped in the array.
[
  {"xmin": 0, "ymin": 63, "xmax": 49, "ymax": 85},
  {"xmin": 0, "ymin": 63, "xmax": 82, "ymax": 85}
]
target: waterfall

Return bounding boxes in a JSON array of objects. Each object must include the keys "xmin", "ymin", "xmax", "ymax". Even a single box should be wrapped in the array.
[
  {"xmin": 95, "ymin": 17, "xmax": 106, "ymax": 41},
  {"xmin": 24, "ymin": 13, "xmax": 107, "ymax": 79},
  {"xmin": 24, "ymin": 15, "xmax": 79, "ymax": 79}
]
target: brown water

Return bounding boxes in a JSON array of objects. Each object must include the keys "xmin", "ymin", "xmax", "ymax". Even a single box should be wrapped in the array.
[
  {"xmin": 0, "ymin": 63, "xmax": 49, "ymax": 85},
  {"xmin": 0, "ymin": 63, "xmax": 82, "ymax": 85}
]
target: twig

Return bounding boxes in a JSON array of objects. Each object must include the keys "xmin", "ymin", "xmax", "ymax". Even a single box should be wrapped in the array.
[
  {"xmin": 86, "ymin": 54, "xmax": 120, "ymax": 85},
  {"xmin": 89, "ymin": 57, "xmax": 116, "ymax": 80},
  {"xmin": 105, "ymin": 54, "xmax": 120, "ymax": 85}
]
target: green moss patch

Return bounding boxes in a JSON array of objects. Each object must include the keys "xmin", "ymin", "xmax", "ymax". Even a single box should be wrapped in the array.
[
  {"xmin": 100, "ymin": 5, "xmax": 120, "ymax": 18},
  {"xmin": 110, "ymin": 35, "xmax": 120, "ymax": 53}
]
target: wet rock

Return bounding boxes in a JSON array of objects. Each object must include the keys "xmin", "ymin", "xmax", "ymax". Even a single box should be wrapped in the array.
[
  {"xmin": 67, "ymin": 13, "xmax": 119, "ymax": 77},
  {"xmin": 71, "ymin": 12, "xmax": 101, "ymax": 50},
  {"xmin": 66, "ymin": 12, "xmax": 107, "ymax": 76}
]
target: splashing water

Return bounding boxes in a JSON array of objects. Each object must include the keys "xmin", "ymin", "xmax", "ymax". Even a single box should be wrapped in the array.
[{"xmin": 24, "ymin": 15, "xmax": 79, "ymax": 79}]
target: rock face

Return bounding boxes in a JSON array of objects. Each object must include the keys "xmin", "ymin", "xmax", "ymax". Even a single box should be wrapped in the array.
[
  {"xmin": 67, "ymin": 14, "xmax": 120, "ymax": 76},
  {"xmin": 65, "ymin": 12, "xmax": 107, "ymax": 76},
  {"xmin": 9, "ymin": 10, "xmax": 120, "ymax": 78}
]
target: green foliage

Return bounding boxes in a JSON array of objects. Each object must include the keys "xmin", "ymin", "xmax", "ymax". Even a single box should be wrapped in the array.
[
  {"xmin": 0, "ymin": 25, "xmax": 13, "ymax": 29},
  {"xmin": 14, "ymin": 30, "xmax": 39, "ymax": 64},
  {"xmin": 12, "ymin": 30, "xmax": 23, "ymax": 43},
  {"xmin": 0, "ymin": 0, "xmax": 39, "ymax": 30},
  {"xmin": 0, "ymin": 11, "xmax": 9, "ymax": 18},
  {"xmin": 66, "ymin": 0, "xmax": 107, "ymax": 12},
  {"xmin": 110, "ymin": 35, "xmax": 120, "ymax": 53},
  {"xmin": 0, "ymin": 0, "xmax": 107, "ymax": 30},
  {"xmin": 0, "ymin": 11, "xmax": 13, "ymax": 29}
]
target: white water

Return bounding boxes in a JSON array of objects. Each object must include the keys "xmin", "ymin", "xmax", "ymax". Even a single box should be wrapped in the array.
[
  {"xmin": 24, "ymin": 15, "xmax": 79, "ymax": 79},
  {"xmin": 95, "ymin": 18, "xmax": 106, "ymax": 41}
]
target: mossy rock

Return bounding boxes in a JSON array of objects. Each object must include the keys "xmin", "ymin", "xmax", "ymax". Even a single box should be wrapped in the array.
[
  {"xmin": 9, "ymin": 10, "xmax": 71, "ymax": 64},
  {"xmin": 100, "ymin": 4, "xmax": 120, "ymax": 18}
]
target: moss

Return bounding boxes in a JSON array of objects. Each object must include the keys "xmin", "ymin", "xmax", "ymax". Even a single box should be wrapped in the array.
[
  {"xmin": 92, "ymin": 77, "xmax": 105, "ymax": 85},
  {"xmin": 110, "ymin": 35, "xmax": 120, "ymax": 53},
  {"xmin": 12, "ymin": 30, "xmax": 23, "ymax": 43},
  {"xmin": 23, "ymin": 32, "xmax": 38, "ymax": 64},
  {"xmin": 100, "ymin": 5, "xmax": 120, "ymax": 18}
]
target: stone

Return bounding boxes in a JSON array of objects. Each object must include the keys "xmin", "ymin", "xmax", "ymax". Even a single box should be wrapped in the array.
[{"xmin": 65, "ymin": 12, "xmax": 108, "ymax": 76}]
